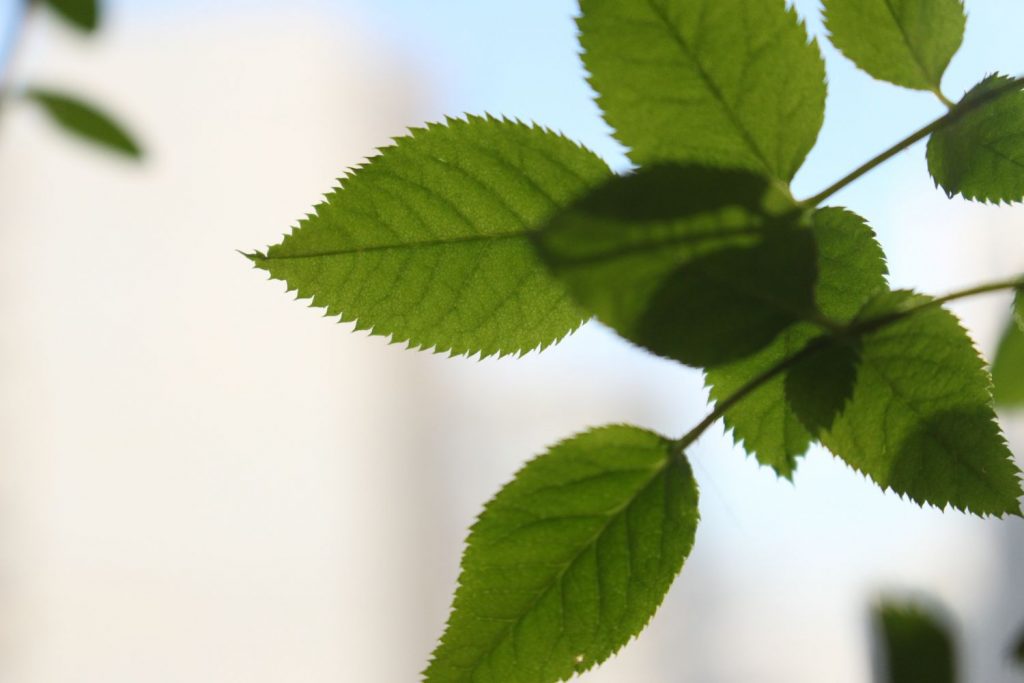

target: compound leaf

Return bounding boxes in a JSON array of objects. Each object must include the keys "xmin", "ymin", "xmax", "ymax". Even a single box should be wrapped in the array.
[
  {"xmin": 579, "ymin": 0, "xmax": 826, "ymax": 182},
  {"xmin": 824, "ymin": 0, "xmax": 965, "ymax": 94},
  {"xmin": 249, "ymin": 117, "xmax": 610, "ymax": 358},
  {"xmin": 424, "ymin": 425, "xmax": 699, "ymax": 683},
  {"xmin": 25, "ymin": 88, "xmax": 141, "ymax": 158},
  {"xmin": 705, "ymin": 207, "xmax": 888, "ymax": 477},
  {"xmin": 820, "ymin": 291, "xmax": 1023, "ymax": 516},
  {"xmin": 993, "ymin": 308, "xmax": 1024, "ymax": 409},
  {"xmin": 43, "ymin": 0, "xmax": 99, "ymax": 33},
  {"xmin": 874, "ymin": 600, "xmax": 956, "ymax": 683},
  {"xmin": 534, "ymin": 164, "xmax": 818, "ymax": 368},
  {"xmin": 927, "ymin": 75, "xmax": 1024, "ymax": 203}
]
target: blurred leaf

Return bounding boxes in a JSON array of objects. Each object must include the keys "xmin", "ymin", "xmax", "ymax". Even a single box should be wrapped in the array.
[
  {"xmin": 43, "ymin": 0, "xmax": 100, "ymax": 33},
  {"xmin": 874, "ymin": 600, "xmax": 956, "ymax": 683},
  {"xmin": 534, "ymin": 164, "xmax": 819, "ymax": 368},
  {"xmin": 927, "ymin": 74, "xmax": 1024, "ymax": 203},
  {"xmin": 993, "ymin": 309, "xmax": 1024, "ymax": 409},
  {"xmin": 824, "ymin": 0, "xmax": 965, "ymax": 94},
  {"xmin": 25, "ymin": 87, "xmax": 141, "ymax": 158},
  {"xmin": 820, "ymin": 291, "xmax": 1023, "ymax": 516},
  {"xmin": 578, "ymin": 0, "xmax": 826, "ymax": 182},
  {"xmin": 1013, "ymin": 623, "xmax": 1024, "ymax": 665},
  {"xmin": 249, "ymin": 117, "xmax": 609, "ymax": 358},
  {"xmin": 705, "ymin": 207, "xmax": 888, "ymax": 477},
  {"xmin": 425, "ymin": 425, "xmax": 699, "ymax": 683}
]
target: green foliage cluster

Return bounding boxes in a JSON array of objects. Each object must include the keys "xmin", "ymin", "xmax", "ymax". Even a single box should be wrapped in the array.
[
  {"xmin": 247, "ymin": 0, "xmax": 1024, "ymax": 680},
  {"xmin": 3, "ymin": 0, "xmax": 142, "ymax": 158}
]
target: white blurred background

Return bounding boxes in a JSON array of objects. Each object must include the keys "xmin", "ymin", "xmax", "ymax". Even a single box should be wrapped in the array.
[{"xmin": 0, "ymin": 1, "xmax": 1021, "ymax": 681}]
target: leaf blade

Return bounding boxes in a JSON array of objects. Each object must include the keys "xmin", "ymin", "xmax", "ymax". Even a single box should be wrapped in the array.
[
  {"xmin": 874, "ymin": 600, "xmax": 957, "ymax": 683},
  {"xmin": 424, "ymin": 425, "xmax": 699, "ymax": 683},
  {"xmin": 25, "ymin": 88, "xmax": 142, "ymax": 158},
  {"xmin": 927, "ymin": 75, "xmax": 1024, "ymax": 203},
  {"xmin": 578, "ymin": 0, "xmax": 826, "ymax": 181},
  {"xmin": 250, "ymin": 117, "xmax": 610, "ymax": 358},
  {"xmin": 820, "ymin": 291, "xmax": 1023, "ymax": 516},
  {"xmin": 993, "ymin": 309, "xmax": 1024, "ymax": 409},
  {"xmin": 43, "ymin": 0, "xmax": 99, "ymax": 33},
  {"xmin": 534, "ymin": 164, "xmax": 819, "ymax": 368},
  {"xmin": 824, "ymin": 0, "xmax": 965, "ymax": 93},
  {"xmin": 705, "ymin": 207, "xmax": 889, "ymax": 476}
]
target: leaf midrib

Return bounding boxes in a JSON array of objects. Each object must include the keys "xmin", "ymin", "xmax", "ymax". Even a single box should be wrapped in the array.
[
  {"xmin": 452, "ymin": 458, "xmax": 672, "ymax": 681},
  {"xmin": 881, "ymin": 0, "xmax": 941, "ymax": 91}
]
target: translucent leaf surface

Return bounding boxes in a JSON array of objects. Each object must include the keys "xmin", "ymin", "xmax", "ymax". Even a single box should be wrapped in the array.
[
  {"xmin": 578, "ymin": 0, "xmax": 826, "ymax": 181},
  {"xmin": 425, "ymin": 425, "xmax": 699, "ymax": 683},
  {"xmin": 705, "ymin": 208, "xmax": 888, "ymax": 477},
  {"xmin": 820, "ymin": 291, "xmax": 1023, "ymax": 516},
  {"xmin": 993, "ymin": 312, "xmax": 1024, "ymax": 409},
  {"xmin": 927, "ymin": 75, "xmax": 1024, "ymax": 203},
  {"xmin": 534, "ymin": 164, "xmax": 818, "ymax": 368},
  {"xmin": 25, "ymin": 88, "xmax": 141, "ymax": 158},
  {"xmin": 249, "ymin": 117, "xmax": 610, "ymax": 358},
  {"xmin": 824, "ymin": 0, "xmax": 965, "ymax": 94}
]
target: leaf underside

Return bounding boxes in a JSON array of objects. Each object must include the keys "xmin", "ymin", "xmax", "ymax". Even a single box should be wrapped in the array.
[
  {"xmin": 824, "ymin": 0, "xmax": 965, "ymax": 93},
  {"xmin": 251, "ymin": 116, "xmax": 611, "ymax": 358},
  {"xmin": 579, "ymin": 0, "xmax": 826, "ymax": 182},
  {"xmin": 927, "ymin": 75, "xmax": 1024, "ymax": 203},
  {"xmin": 424, "ymin": 425, "xmax": 699, "ymax": 683},
  {"xmin": 705, "ymin": 207, "xmax": 888, "ymax": 477},
  {"xmin": 819, "ymin": 291, "xmax": 1023, "ymax": 516},
  {"xmin": 25, "ymin": 88, "xmax": 142, "ymax": 158}
]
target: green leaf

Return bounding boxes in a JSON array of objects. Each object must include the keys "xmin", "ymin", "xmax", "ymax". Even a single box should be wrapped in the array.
[
  {"xmin": 824, "ymin": 0, "xmax": 965, "ymax": 94},
  {"xmin": 1016, "ymin": 290, "xmax": 1024, "ymax": 333},
  {"xmin": 705, "ymin": 208, "xmax": 888, "ymax": 477},
  {"xmin": 248, "ymin": 117, "xmax": 610, "ymax": 358},
  {"xmin": 993, "ymin": 312, "xmax": 1024, "ymax": 409},
  {"xmin": 43, "ymin": 0, "xmax": 99, "ymax": 32},
  {"xmin": 874, "ymin": 600, "xmax": 956, "ymax": 683},
  {"xmin": 25, "ymin": 88, "xmax": 141, "ymax": 158},
  {"xmin": 1013, "ymin": 623, "xmax": 1024, "ymax": 665},
  {"xmin": 927, "ymin": 75, "xmax": 1024, "ymax": 203},
  {"xmin": 578, "ymin": 0, "xmax": 826, "ymax": 182},
  {"xmin": 534, "ymin": 164, "xmax": 818, "ymax": 368},
  {"xmin": 425, "ymin": 425, "xmax": 699, "ymax": 683},
  {"xmin": 819, "ymin": 291, "xmax": 1023, "ymax": 516}
]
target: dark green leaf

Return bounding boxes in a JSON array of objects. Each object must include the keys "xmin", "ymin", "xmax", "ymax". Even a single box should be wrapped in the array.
[
  {"xmin": 824, "ymin": 0, "xmax": 965, "ymax": 94},
  {"xmin": 927, "ymin": 75, "xmax": 1024, "ymax": 203},
  {"xmin": 874, "ymin": 600, "xmax": 956, "ymax": 683},
  {"xmin": 25, "ymin": 88, "xmax": 141, "ymax": 158},
  {"xmin": 1013, "ymin": 623, "xmax": 1024, "ymax": 665},
  {"xmin": 993, "ymin": 310, "xmax": 1024, "ymax": 409},
  {"xmin": 248, "ymin": 117, "xmax": 610, "ymax": 358},
  {"xmin": 785, "ymin": 335, "xmax": 861, "ymax": 436},
  {"xmin": 578, "ymin": 0, "xmax": 826, "ymax": 182},
  {"xmin": 705, "ymin": 208, "xmax": 888, "ymax": 477},
  {"xmin": 425, "ymin": 425, "xmax": 699, "ymax": 683},
  {"xmin": 820, "ymin": 291, "xmax": 1023, "ymax": 516},
  {"xmin": 534, "ymin": 164, "xmax": 818, "ymax": 368},
  {"xmin": 43, "ymin": 0, "xmax": 99, "ymax": 32}
]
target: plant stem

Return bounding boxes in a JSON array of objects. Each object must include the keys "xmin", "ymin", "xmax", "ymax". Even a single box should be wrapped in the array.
[
  {"xmin": 802, "ymin": 74, "xmax": 1024, "ymax": 207},
  {"xmin": 670, "ymin": 276, "xmax": 1024, "ymax": 458}
]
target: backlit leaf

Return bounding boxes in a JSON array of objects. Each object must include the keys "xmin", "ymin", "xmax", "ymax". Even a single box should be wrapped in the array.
[
  {"xmin": 927, "ymin": 75, "xmax": 1024, "ymax": 203},
  {"xmin": 705, "ymin": 208, "xmax": 888, "ymax": 477},
  {"xmin": 578, "ymin": 0, "xmax": 826, "ymax": 182},
  {"xmin": 534, "ymin": 164, "xmax": 818, "ymax": 368},
  {"xmin": 824, "ymin": 0, "xmax": 965, "ymax": 94},
  {"xmin": 248, "ymin": 117, "xmax": 610, "ymax": 358},
  {"xmin": 820, "ymin": 291, "xmax": 1023, "ymax": 516},
  {"xmin": 425, "ymin": 425, "xmax": 699, "ymax": 683},
  {"xmin": 993, "ymin": 309, "xmax": 1024, "ymax": 409}
]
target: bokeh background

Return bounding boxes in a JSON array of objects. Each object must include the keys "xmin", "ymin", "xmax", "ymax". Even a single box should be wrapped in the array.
[{"xmin": 0, "ymin": 0, "xmax": 1022, "ymax": 681}]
